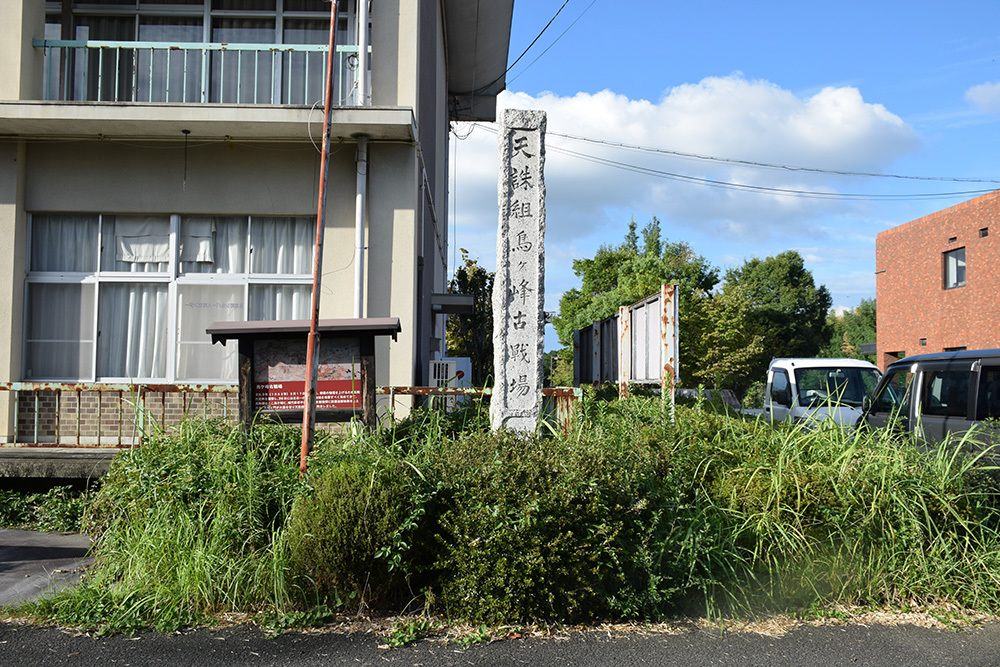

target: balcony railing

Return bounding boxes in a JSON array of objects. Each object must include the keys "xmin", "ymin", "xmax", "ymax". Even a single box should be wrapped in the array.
[{"xmin": 32, "ymin": 39, "xmax": 370, "ymax": 106}]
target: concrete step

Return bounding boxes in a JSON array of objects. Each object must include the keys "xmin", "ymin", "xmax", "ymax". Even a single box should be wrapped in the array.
[{"xmin": 0, "ymin": 447, "xmax": 120, "ymax": 479}]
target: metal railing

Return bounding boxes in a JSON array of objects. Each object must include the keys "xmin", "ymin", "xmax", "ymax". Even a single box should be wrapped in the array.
[
  {"xmin": 0, "ymin": 381, "xmax": 237, "ymax": 447},
  {"xmin": 32, "ymin": 39, "xmax": 370, "ymax": 105},
  {"xmin": 378, "ymin": 386, "xmax": 583, "ymax": 433},
  {"xmin": 0, "ymin": 382, "xmax": 582, "ymax": 447}
]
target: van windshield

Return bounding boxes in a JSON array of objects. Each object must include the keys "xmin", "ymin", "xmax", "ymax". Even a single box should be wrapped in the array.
[
  {"xmin": 872, "ymin": 369, "xmax": 913, "ymax": 416},
  {"xmin": 794, "ymin": 366, "xmax": 882, "ymax": 408}
]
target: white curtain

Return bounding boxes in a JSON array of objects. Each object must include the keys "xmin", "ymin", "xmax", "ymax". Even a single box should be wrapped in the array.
[
  {"xmin": 98, "ymin": 283, "xmax": 169, "ymax": 378},
  {"xmin": 250, "ymin": 216, "xmax": 313, "ymax": 274},
  {"xmin": 102, "ymin": 215, "xmax": 171, "ymax": 272},
  {"xmin": 250, "ymin": 284, "xmax": 310, "ymax": 320},
  {"xmin": 180, "ymin": 216, "xmax": 247, "ymax": 273},
  {"xmin": 30, "ymin": 215, "xmax": 98, "ymax": 272}
]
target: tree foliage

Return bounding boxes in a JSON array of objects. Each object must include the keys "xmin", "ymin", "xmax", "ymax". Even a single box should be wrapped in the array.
[
  {"xmin": 822, "ymin": 298, "xmax": 877, "ymax": 363},
  {"xmin": 714, "ymin": 251, "xmax": 833, "ymax": 395},
  {"xmin": 445, "ymin": 251, "xmax": 494, "ymax": 386},
  {"xmin": 554, "ymin": 219, "xmax": 833, "ymax": 397},
  {"xmin": 553, "ymin": 217, "xmax": 719, "ymax": 376}
]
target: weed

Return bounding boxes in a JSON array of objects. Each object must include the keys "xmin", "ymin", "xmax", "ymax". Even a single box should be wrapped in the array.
[
  {"xmin": 18, "ymin": 395, "xmax": 1000, "ymax": 632},
  {"xmin": 454, "ymin": 624, "xmax": 492, "ymax": 647},
  {"xmin": 385, "ymin": 617, "xmax": 435, "ymax": 648},
  {"xmin": 257, "ymin": 604, "xmax": 339, "ymax": 637}
]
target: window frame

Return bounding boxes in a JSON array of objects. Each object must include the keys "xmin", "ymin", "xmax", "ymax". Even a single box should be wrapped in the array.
[
  {"xmin": 943, "ymin": 246, "xmax": 966, "ymax": 290},
  {"xmin": 24, "ymin": 212, "xmax": 313, "ymax": 384}
]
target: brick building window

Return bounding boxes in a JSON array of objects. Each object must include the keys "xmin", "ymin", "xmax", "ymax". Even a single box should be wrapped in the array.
[{"xmin": 943, "ymin": 247, "xmax": 966, "ymax": 289}]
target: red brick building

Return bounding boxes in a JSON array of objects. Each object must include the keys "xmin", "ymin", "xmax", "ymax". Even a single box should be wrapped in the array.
[{"xmin": 876, "ymin": 189, "xmax": 1000, "ymax": 369}]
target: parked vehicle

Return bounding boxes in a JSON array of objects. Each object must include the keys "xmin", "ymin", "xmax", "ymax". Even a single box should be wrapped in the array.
[
  {"xmin": 861, "ymin": 349, "xmax": 1000, "ymax": 446},
  {"xmin": 765, "ymin": 358, "xmax": 883, "ymax": 427}
]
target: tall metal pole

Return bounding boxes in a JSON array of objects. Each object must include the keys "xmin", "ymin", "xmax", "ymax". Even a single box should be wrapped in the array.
[{"xmin": 301, "ymin": 0, "xmax": 339, "ymax": 476}]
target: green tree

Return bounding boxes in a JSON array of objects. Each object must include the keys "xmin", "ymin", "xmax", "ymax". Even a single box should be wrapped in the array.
[
  {"xmin": 686, "ymin": 287, "xmax": 765, "ymax": 392},
  {"xmin": 719, "ymin": 250, "xmax": 833, "ymax": 395},
  {"xmin": 553, "ymin": 217, "xmax": 719, "ymax": 378},
  {"xmin": 823, "ymin": 298, "xmax": 877, "ymax": 363},
  {"xmin": 446, "ymin": 251, "xmax": 494, "ymax": 386}
]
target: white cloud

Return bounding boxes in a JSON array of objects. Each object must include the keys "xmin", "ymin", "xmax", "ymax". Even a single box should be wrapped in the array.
[
  {"xmin": 453, "ymin": 75, "xmax": 918, "ymax": 245},
  {"xmin": 965, "ymin": 81, "xmax": 1000, "ymax": 114},
  {"xmin": 449, "ymin": 75, "xmax": 916, "ymax": 339}
]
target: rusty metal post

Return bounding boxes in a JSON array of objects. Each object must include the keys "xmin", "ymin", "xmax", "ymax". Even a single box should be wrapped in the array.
[
  {"xmin": 301, "ymin": 0, "xmax": 340, "ymax": 476},
  {"xmin": 660, "ymin": 284, "xmax": 679, "ymax": 424},
  {"xmin": 618, "ymin": 306, "xmax": 630, "ymax": 398}
]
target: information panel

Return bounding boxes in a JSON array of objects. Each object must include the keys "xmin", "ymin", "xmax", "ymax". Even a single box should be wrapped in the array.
[{"xmin": 252, "ymin": 338, "xmax": 362, "ymax": 413}]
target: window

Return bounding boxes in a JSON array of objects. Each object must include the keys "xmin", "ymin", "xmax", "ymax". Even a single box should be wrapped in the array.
[
  {"xmin": 873, "ymin": 370, "xmax": 913, "ymax": 417},
  {"xmin": 770, "ymin": 369, "xmax": 790, "ymax": 404},
  {"xmin": 43, "ymin": 0, "xmax": 364, "ymax": 104},
  {"xmin": 921, "ymin": 370, "xmax": 970, "ymax": 418},
  {"xmin": 25, "ymin": 213, "xmax": 312, "ymax": 382},
  {"xmin": 943, "ymin": 247, "xmax": 966, "ymax": 289},
  {"xmin": 976, "ymin": 367, "xmax": 1000, "ymax": 421},
  {"xmin": 794, "ymin": 366, "xmax": 882, "ymax": 408}
]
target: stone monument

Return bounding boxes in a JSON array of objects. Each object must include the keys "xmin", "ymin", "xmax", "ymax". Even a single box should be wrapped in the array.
[{"xmin": 491, "ymin": 109, "xmax": 546, "ymax": 432}]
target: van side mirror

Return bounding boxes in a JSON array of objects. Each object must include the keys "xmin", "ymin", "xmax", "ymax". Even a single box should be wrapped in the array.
[
  {"xmin": 772, "ymin": 389, "xmax": 791, "ymax": 407},
  {"xmin": 862, "ymin": 395, "xmax": 872, "ymax": 412}
]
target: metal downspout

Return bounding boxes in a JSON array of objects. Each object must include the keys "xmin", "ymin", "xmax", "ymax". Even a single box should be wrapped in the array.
[
  {"xmin": 353, "ymin": 1, "xmax": 370, "ymax": 319},
  {"xmin": 353, "ymin": 136, "xmax": 369, "ymax": 318}
]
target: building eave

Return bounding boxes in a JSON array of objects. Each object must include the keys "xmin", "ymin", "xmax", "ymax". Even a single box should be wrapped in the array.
[
  {"xmin": 442, "ymin": 0, "xmax": 514, "ymax": 122},
  {"xmin": 0, "ymin": 101, "xmax": 417, "ymax": 142}
]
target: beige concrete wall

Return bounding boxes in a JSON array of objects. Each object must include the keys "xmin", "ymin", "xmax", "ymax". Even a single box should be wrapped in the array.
[
  {"xmin": 371, "ymin": 0, "xmax": 419, "ymax": 110},
  {"xmin": 17, "ymin": 136, "xmax": 419, "ymax": 409},
  {"xmin": 0, "ymin": 0, "xmax": 43, "ymax": 101},
  {"xmin": 367, "ymin": 142, "xmax": 419, "ymax": 391},
  {"xmin": 0, "ymin": 141, "xmax": 27, "ymax": 441},
  {"xmin": 24, "ymin": 140, "xmax": 347, "ymax": 214}
]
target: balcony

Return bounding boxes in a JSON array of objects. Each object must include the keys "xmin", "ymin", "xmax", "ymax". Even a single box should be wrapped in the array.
[{"xmin": 33, "ymin": 39, "xmax": 370, "ymax": 106}]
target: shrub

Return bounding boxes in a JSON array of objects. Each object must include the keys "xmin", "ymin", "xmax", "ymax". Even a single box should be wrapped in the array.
[
  {"xmin": 0, "ymin": 486, "xmax": 89, "ymax": 533},
  {"xmin": 286, "ymin": 457, "xmax": 414, "ymax": 609}
]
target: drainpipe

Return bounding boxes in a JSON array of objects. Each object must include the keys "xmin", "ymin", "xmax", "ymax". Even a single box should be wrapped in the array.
[
  {"xmin": 353, "ymin": 135, "xmax": 369, "ymax": 318},
  {"xmin": 357, "ymin": 0, "xmax": 368, "ymax": 105}
]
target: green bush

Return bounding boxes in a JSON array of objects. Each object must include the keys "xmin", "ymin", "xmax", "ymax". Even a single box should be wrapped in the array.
[
  {"xmin": 0, "ymin": 486, "xmax": 89, "ymax": 533},
  {"xmin": 21, "ymin": 397, "xmax": 1000, "ymax": 632},
  {"xmin": 286, "ymin": 457, "xmax": 414, "ymax": 609}
]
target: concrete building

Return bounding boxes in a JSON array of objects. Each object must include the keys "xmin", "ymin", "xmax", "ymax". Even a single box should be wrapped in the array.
[
  {"xmin": 875, "ymin": 189, "xmax": 1000, "ymax": 369},
  {"xmin": 0, "ymin": 0, "xmax": 513, "ymax": 445}
]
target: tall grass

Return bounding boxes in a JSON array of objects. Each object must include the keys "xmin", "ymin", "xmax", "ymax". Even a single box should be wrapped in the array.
[
  {"xmin": 19, "ymin": 395, "xmax": 1000, "ymax": 632},
  {"xmin": 27, "ymin": 419, "xmax": 309, "ymax": 633}
]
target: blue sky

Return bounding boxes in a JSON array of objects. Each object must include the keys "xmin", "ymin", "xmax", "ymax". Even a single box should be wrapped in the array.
[{"xmin": 448, "ymin": 0, "xmax": 1000, "ymax": 349}]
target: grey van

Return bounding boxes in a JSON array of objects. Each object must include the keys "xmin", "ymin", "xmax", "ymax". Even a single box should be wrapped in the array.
[{"xmin": 862, "ymin": 349, "xmax": 1000, "ymax": 446}]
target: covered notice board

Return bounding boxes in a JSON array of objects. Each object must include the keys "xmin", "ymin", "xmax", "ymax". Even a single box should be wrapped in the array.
[{"xmin": 207, "ymin": 318, "xmax": 400, "ymax": 428}]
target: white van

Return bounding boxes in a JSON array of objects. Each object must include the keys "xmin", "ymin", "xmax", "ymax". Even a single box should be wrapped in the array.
[{"xmin": 766, "ymin": 358, "xmax": 883, "ymax": 427}]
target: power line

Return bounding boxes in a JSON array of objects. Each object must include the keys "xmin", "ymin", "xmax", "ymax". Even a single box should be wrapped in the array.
[
  {"xmin": 545, "ymin": 130, "xmax": 1000, "ymax": 184},
  {"xmin": 506, "ymin": 0, "xmax": 599, "ymax": 87},
  {"xmin": 472, "ymin": 123, "xmax": 999, "ymax": 201},
  {"xmin": 547, "ymin": 144, "xmax": 997, "ymax": 200},
  {"xmin": 451, "ymin": 0, "xmax": 573, "ymax": 97}
]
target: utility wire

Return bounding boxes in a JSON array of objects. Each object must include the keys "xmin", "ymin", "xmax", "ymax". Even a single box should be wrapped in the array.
[
  {"xmin": 472, "ymin": 122, "xmax": 998, "ymax": 201},
  {"xmin": 545, "ymin": 130, "xmax": 1000, "ymax": 184},
  {"xmin": 506, "ymin": 0, "xmax": 599, "ymax": 87},
  {"xmin": 547, "ymin": 143, "xmax": 997, "ymax": 200},
  {"xmin": 452, "ymin": 0, "xmax": 573, "ymax": 97}
]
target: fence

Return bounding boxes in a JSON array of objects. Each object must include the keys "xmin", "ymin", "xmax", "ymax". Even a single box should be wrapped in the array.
[
  {"xmin": 0, "ymin": 383, "xmax": 582, "ymax": 447},
  {"xmin": 33, "ymin": 40, "xmax": 370, "ymax": 106}
]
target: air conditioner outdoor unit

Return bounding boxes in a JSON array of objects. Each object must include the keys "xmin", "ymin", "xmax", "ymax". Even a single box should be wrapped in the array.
[{"xmin": 429, "ymin": 360, "xmax": 458, "ymax": 411}]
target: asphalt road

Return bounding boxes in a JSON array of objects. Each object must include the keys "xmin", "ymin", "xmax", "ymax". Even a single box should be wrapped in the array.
[
  {"xmin": 3, "ymin": 620, "xmax": 1000, "ymax": 666},
  {"xmin": 0, "ymin": 530, "xmax": 92, "ymax": 608},
  {"xmin": 4, "ymin": 530, "xmax": 1000, "ymax": 666}
]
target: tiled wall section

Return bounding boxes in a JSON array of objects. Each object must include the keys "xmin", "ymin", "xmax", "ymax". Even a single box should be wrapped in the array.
[
  {"xmin": 14, "ymin": 390, "xmax": 237, "ymax": 446},
  {"xmin": 876, "ymin": 190, "xmax": 1000, "ymax": 369}
]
